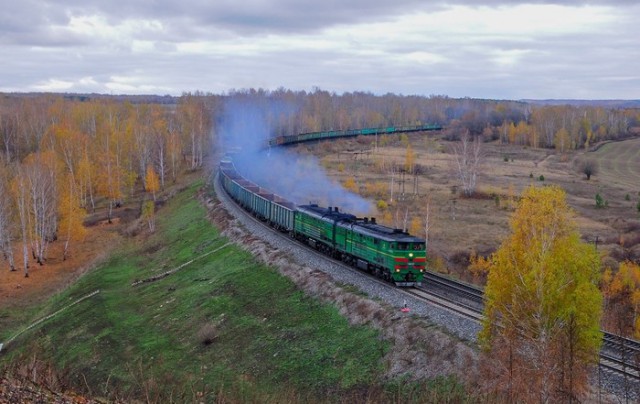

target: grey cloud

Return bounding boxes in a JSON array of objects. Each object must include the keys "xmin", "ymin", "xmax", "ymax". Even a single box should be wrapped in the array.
[{"xmin": 1, "ymin": 1, "xmax": 638, "ymax": 99}]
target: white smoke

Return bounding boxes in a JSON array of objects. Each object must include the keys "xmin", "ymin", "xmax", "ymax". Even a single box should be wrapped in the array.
[{"xmin": 218, "ymin": 98, "xmax": 373, "ymax": 214}]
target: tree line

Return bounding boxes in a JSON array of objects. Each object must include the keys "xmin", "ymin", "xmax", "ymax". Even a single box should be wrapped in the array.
[{"xmin": 0, "ymin": 94, "xmax": 212, "ymax": 276}]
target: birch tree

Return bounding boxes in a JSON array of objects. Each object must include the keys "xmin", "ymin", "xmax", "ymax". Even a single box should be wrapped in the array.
[
  {"xmin": 23, "ymin": 151, "xmax": 58, "ymax": 265},
  {"xmin": 11, "ymin": 167, "xmax": 30, "ymax": 277},
  {"xmin": 480, "ymin": 185, "xmax": 602, "ymax": 402},
  {"xmin": 451, "ymin": 131, "xmax": 483, "ymax": 197},
  {"xmin": 0, "ymin": 163, "xmax": 16, "ymax": 271}
]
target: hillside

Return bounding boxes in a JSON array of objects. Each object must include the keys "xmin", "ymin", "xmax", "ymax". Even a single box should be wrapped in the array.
[{"xmin": 0, "ymin": 175, "xmax": 472, "ymax": 402}]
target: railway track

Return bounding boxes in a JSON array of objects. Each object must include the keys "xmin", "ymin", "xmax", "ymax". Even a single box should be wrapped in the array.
[
  {"xmin": 417, "ymin": 269, "xmax": 640, "ymax": 381},
  {"xmin": 216, "ymin": 165, "xmax": 640, "ymax": 382}
]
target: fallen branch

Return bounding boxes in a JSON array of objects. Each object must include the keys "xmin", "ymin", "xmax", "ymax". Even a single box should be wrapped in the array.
[{"xmin": 131, "ymin": 242, "xmax": 231, "ymax": 287}]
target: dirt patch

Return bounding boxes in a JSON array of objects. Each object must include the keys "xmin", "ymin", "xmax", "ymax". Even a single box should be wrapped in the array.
[{"xmin": 0, "ymin": 225, "xmax": 122, "ymax": 314}]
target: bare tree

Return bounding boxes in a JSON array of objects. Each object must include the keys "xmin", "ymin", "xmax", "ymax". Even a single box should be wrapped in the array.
[
  {"xmin": 577, "ymin": 158, "xmax": 598, "ymax": 180},
  {"xmin": 24, "ymin": 152, "xmax": 58, "ymax": 266},
  {"xmin": 0, "ymin": 165, "xmax": 16, "ymax": 271},
  {"xmin": 424, "ymin": 196, "xmax": 431, "ymax": 255},
  {"xmin": 451, "ymin": 131, "xmax": 483, "ymax": 197}
]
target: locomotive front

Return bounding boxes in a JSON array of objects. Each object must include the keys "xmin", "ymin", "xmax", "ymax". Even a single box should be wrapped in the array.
[{"xmin": 388, "ymin": 237, "xmax": 426, "ymax": 287}]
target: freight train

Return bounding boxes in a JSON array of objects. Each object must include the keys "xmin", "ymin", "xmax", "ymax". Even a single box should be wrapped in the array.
[
  {"xmin": 219, "ymin": 158, "xmax": 426, "ymax": 286},
  {"xmin": 268, "ymin": 124, "xmax": 442, "ymax": 147}
]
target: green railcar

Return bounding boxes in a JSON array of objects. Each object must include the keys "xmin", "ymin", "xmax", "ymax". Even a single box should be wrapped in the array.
[{"xmin": 268, "ymin": 123, "xmax": 442, "ymax": 147}]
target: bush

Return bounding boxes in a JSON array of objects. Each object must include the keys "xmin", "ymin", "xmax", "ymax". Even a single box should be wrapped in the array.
[
  {"xmin": 538, "ymin": 174, "xmax": 545, "ymax": 181},
  {"xmin": 197, "ymin": 322, "xmax": 218, "ymax": 346},
  {"xmin": 625, "ymin": 193, "xmax": 631, "ymax": 201},
  {"xmin": 595, "ymin": 193, "xmax": 606, "ymax": 209},
  {"xmin": 578, "ymin": 158, "xmax": 598, "ymax": 180},
  {"xmin": 376, "ymin": 200, "xmax": 388, "ymax": 211}
]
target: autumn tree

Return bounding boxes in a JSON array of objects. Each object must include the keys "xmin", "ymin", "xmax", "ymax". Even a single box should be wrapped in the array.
[
  {"xmin": 178, "ymin": 94, "xmax": 212, "ymax": 170},
  {"xmin": 145, "ymin": 165, "xmax": 160, "ymax": 201},
  {"xmin": 58, "ymin": 175, "xmax": 86, "ymax": 260},
  {"xmin": 404, "ymin": 143, "xmax": 415, "ymax": 173},
  {"xmin": 0, "ymin": 162, "xmax": 16, "ymax": 271},
  {"xmin": 602, "ymin": 261, "xmax": 640, "ymax": 339},
  {"xmin": 141, "ymin": 200, "xmax": 156, "ymax": 232},
  {"xmin": 480, "ymin": 185, "xmax": 602, "ymax": 402},
  {"xmin": 22, "ymin": 151, "xmax": 59, "ymax": 266},
  {"xmin": 11, "ymin": 166, "xmax": 30, "ymax": 276}
]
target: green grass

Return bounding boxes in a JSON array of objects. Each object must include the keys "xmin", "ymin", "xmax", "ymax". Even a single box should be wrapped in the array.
[
  {"xmin": 1, "ymin": 179, "xmax": 471, "ymax": 402},
  {"xmin": 1, "ymin": 180, "xmax": 388, "ymax": 401}
]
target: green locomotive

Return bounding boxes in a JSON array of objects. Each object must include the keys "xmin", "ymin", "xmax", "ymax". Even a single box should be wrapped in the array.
[
  {"xmin": 220, "ymin": 160, "xmax": 427, "ymax": 287},
  {"xmin": 294, "ymin": 204, "xmax": 425, "ymax": 286}
]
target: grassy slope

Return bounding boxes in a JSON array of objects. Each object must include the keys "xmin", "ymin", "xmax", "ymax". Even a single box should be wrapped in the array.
[{"xmin": 1, "ymin": 180, "xmax": 387, "ymax": 402}]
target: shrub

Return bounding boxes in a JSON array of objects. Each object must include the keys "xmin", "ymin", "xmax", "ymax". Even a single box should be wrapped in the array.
[
  {"xmin": 625, "ymin": 193, "xmax": 631, "ymax": 201},
  {"xmin": 197, "ymin": 322, "xmax": 218, "ymax": 346},
  {"xmin": 376, "ymin": 200, "xmax": 388, "ymax": 211},
  {"xmin": 578, "ymin": 158, "xmax": 598, "ymax": 180},
  {"xmin": 538, "ymin": 174, "xmax": 545, "ymax": 181},
  {"xmin": 595, "ymin": 193, "xmax": 606, "ymax": 209}
]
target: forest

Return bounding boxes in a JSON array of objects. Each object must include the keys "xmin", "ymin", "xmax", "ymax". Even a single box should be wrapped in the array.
[
  {"xmin": 1, "ymin": 89, "xmax": 640, "ymax": 401},
  {"xmin": 1, "ymin": 89, "xmax": 639, "ymax": 277}
]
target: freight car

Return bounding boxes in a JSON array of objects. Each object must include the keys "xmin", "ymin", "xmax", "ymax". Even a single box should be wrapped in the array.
[
  {"xmin": 219, "ymin": 159, "xmax": 426, "ymax": 286},
  {"xmin": 268, "ymin": 124, "xmax": 442, "ymax": 147}
]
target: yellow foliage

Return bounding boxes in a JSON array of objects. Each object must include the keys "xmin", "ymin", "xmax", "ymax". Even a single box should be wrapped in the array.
[
  {"xmin": 409, "ymin": 217, "xmax": 421, "ymax": 236},
  {"xmin": 469, "ymin": 250, "xmax": 491, "ymax": 278},
  {"xmin": 364, "ymin": 181, "xmax": 387, "ymax": 199},
  {"xmin": 480, "ymin": 185, "xmax": 603, "ymax": 398},
  {"xmin": 376, "ymin": 200, "xmax": 388, "ymax": 211},
  {"xmin": 602, "ymin": 261, "xmax": 640, "ymax": 338},
  {"xmin": 430, "ymin": 255, "xmax": 448, "ymax": 274},
  {"xmin": 342, "ymin": 176, "xmax": 358, "ymax": 193},
  {"xmin": 145, "ymin": 165, "xmax": 160, "ymax": 196},
  {"xmin": 404, "ymin": 144, "xmax": 415, "ymax": 173},
  {"xmin": 141, "ymin": 200, "xmax": 156, "ymax": 232}
]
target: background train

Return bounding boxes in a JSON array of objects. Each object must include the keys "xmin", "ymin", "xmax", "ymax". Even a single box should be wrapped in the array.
[
  {"xmin": 267, "ymin": 124, "xmax": 442, "ymax": 147},
  {"xmin": 219, "ymin": 158, "xmax": 427, "ymax": 286}
]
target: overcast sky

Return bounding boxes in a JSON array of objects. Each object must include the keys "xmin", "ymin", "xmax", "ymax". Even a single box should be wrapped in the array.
[{"xmin": 1, "ymin": 1, "xmax": 638, "ymax": 99}]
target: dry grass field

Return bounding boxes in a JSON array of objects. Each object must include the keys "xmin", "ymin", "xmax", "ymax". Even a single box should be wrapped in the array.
[{"xmin": 302, "ymin": 134, "xmax": 640, "ymax": 283}]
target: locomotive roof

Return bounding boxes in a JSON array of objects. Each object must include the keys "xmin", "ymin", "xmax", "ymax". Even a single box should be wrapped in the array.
[
  {"xmin": 297, "ymin": 204, "xmax": 357, "ymax": 222},
  {"xmin": 347, "ymin": 220, "xmax": 425, "ymax": 243}
]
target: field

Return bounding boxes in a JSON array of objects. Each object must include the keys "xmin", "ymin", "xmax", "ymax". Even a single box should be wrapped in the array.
[{"xmin": 307, "ymin": 134, "xmax": 640, "ymax": 281}]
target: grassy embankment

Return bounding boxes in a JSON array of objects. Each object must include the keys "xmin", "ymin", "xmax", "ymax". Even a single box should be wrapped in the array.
[{"xmin": 1, "ymin": 179, "xmax": 468, "ymax": 402}]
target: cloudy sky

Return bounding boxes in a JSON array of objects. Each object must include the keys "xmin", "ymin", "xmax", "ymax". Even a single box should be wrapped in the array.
[{"xmin": 1, "ymin": 1, "xmax": 638, "ymax": 99}]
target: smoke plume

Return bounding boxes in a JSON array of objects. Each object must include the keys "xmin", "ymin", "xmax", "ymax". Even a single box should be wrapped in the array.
[{"xmin": 218, "ymin": 98, "xmax": 372, "ymax": 214}]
